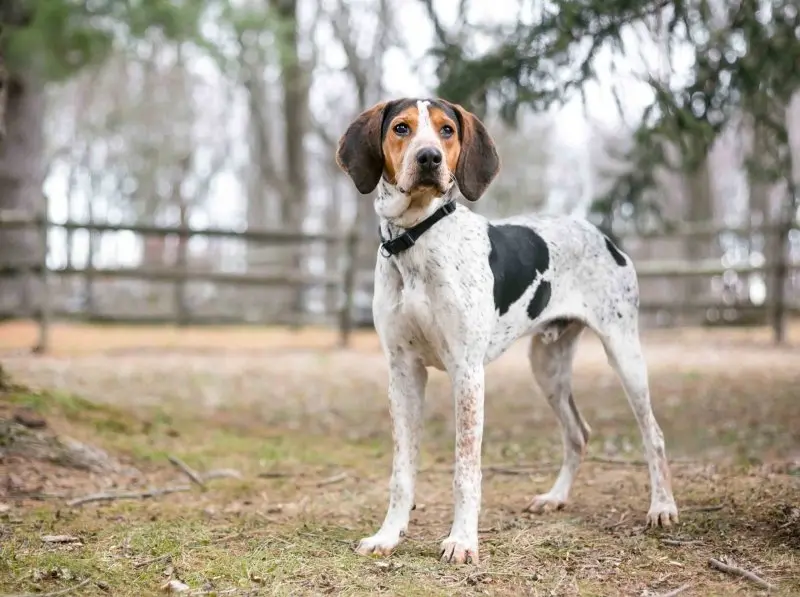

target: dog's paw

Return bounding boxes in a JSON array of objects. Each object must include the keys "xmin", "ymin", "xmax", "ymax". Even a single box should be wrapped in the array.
[
  {"xmin": 355, "ymin": 534, "xmax": 400, "ymax": 557},
  {"xmin": 439, "ymin": 536, "xmax": 479, "ymax": 564},
  {"xmin": 646, "ymin": 501, "xmax": 679, "ymax": 528},
  {"xmin": 523, "ymin": 492, "xmax": 567, "ymax": 514}
]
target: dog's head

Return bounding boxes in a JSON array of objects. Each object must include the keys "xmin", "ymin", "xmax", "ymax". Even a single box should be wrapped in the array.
[{"xmin": 335, "ymin": 98, "xmax": 500, "ymax": 220}]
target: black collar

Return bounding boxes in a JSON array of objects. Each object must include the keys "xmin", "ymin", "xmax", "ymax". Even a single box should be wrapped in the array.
[{"xmin": 379, "ymin": 201, "xmax": 457, "ymax": 258}]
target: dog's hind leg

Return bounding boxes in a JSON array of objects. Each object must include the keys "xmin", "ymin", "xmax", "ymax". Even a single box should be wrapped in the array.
[
  {"xmin": 524, "ymin": 320, "xmax": 590, "ymax": 513},
  {"xmin": 599, "ymin": 319, "xmax": 678, "ymax": 527}
]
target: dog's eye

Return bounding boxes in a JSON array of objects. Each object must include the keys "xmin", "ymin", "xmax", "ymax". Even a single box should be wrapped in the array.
[
  {"xmin": 440, "ymin": 125, "xmax": 455, "ymax": 138},
  {"xmin": 393, "ymin": 123, "xmax": 410, "ymax": 136}
]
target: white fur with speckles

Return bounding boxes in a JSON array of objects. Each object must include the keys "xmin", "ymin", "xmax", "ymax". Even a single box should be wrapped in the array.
[{"xmin": 354, "ymin": 113, "xmax": 678, "ymax": 566}]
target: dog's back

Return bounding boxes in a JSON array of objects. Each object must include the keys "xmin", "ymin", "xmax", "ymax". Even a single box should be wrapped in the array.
[{"xmin": 483, "ymin": 213, "xmax": 640, "ymax": 356}]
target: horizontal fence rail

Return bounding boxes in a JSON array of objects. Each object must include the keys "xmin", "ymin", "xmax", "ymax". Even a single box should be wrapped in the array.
[
  {"xmin": 1, "ymin": 208, "xmax": 798, "ymax": 352},
  {"xmin": 0, "ymin": 211, "xmax": 348, "ymax": 243}
]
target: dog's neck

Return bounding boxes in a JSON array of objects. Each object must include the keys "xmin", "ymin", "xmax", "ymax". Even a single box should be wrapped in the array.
[{"xmin": 375, "ymin": 177, "xmax": 459, "ymax": 241}]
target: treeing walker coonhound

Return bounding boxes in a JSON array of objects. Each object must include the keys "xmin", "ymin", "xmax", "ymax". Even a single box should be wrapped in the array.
[{"xmin": 335, "ymin": 98, "xmax": 678, "ymax": 565}]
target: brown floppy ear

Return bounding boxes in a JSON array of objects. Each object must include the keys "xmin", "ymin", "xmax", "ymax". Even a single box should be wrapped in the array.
[
  {"xmin": 335, "ymin": 101, "xmax": 390, "ymax": 195},
  {"xmin": 444, "ymin": 101, "xmax": 500, "ymax": 202}
]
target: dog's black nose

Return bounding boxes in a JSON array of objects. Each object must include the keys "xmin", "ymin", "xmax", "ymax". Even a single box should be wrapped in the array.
[{"xmin": 416, "ymin": 147, "xmax": 443, "ymax": 171}]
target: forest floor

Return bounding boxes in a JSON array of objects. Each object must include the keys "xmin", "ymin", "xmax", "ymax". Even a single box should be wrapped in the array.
[{"xmin": 1, "ymin": 321, "xmax": 799, "ymax": 596}]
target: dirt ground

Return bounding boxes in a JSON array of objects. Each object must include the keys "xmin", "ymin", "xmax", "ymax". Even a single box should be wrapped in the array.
[{"xmin": 1, "ymin": 321, "xmax": 799, "ymax": 596}]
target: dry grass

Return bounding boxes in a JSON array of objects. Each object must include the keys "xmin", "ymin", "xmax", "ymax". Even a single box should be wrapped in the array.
[{"xmin": 1, "ymin": 322, "xmax": 799, "ymax": 596}]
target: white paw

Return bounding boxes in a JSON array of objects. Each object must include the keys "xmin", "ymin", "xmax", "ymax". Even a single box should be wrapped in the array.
[
  {"xmin": 355, "ymin": 533, "xmax": 401, "ymax": 557},
  {"xmin": 523, "ymin": 492, "xmax": 567, "ymax": 514},
  {"xmin": 647, "ymin": 500, "xmax": 679, "ymax": 528},
  {"xmin": 439, "ymin": 536, "xmax": 479, "ymax": 564}
]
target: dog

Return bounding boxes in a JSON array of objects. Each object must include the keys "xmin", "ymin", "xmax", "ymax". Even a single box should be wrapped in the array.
[{"xmin": 335, "ymin": 98, "xmax": 678, "ymax": 564}]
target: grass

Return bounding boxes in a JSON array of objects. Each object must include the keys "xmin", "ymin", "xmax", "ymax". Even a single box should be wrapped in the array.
[{"xmin": 1, "ymin": 324, "xmax": 800, "ymax": 595}]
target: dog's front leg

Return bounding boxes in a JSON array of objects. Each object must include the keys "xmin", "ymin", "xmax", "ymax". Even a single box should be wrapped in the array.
[
  {"xmin": 356, "ymin": 352, "xmax": 427, "ymax": 557},
  {"xmin": 440, "ymin": 364, "xmax": 484, "ymax": 564}
]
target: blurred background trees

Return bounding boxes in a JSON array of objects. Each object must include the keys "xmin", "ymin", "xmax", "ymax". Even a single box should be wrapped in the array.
[{"xmin": 0, "ymin": 0, "xmax": 798, "ymax": 337}]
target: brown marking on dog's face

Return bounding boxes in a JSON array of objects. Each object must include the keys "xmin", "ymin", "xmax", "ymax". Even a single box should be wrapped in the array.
[
  {"xmin": 433, "ymin": 108, "xmax": 462, "ymax": 176},
  {"xmin": 381, "ymin": 103, "xmax": 462, "ymax": 181},
  {"xmin": 382, "ymin": 101, "xmax": 461, "ymax": 205},
  {"xmin": 380, "ymin": 105, "xmax": 417, "ymax": 186},
  {"xmin": 336, "ymin": 98, "xmax": 500, "ymax": 206}
]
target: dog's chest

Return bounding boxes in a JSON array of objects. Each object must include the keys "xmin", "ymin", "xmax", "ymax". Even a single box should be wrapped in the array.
[
  {"xmin": 393, "ymin": 270, "xmax": 449, "ymax": 367},
  {"xmin": 377, "ymin": 245, "xmax": 474, "ymax": 369}
]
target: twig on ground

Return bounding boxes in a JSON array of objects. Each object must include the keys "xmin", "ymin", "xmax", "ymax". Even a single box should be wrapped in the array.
[
  {"xmin": 168, "ymin": 455, "xmax": 206, "ymax": 489},
  {"xmin": 485, "ymin": 466, "xmax": 550, "ymax": 476},
  {"xmin": 133, "ymin": 553, "xmax": 172, "ymax": 569},
  {"xmin": 257, "ymin": 471, "xmax": 294, "ymax": 479},
  {"xmin": 605, "ymin": 512, "xmax": 629, "ymax": 530},
  {"xmin": 654, "ymin": 583, "xmax": 692, "ymax": 597},
  {"xmin": 685, "ymin": 504, "xmax": 724, "ymax": 513},
  {"xmin": 587, "ymin": 456, "xmax": 648, "ymax": 466},
  {"xmin": 67, "ymin": 485, "xmax": 191, "ymax": 507},
  {"xmin": 203, "ymin": 468, "xmax": 242, "ymax": 480},
  {"xmin": 207, "ymin": 532, "xmax": 243, "ymax": 545},
  {"xmin": 708, "ymin": 557, "xmax": 775, "ymax": 591},
  {"xmin": 316, "ymin": 472, "xmax": 349, "ymax": 487},
  {"xmin": 661, "ymin": 538, "xmax": 701, "ymax": 546},
  {"xmin": 2, "ymin": 577, "xmax": 92, "ymax": 597},
  {"xmin": 40, "ymin": 534, "xmax": 81, "ymax": 544}
]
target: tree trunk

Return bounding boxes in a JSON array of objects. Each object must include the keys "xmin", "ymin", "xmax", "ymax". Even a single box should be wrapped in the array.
[
  {"xmin": 274, "ymin": 0, "xmax": 310, "ymax": 325},
  {"xmin": 172, "ymin": 156, "xmax": 192, "ymax": 326},
  {"xmin": 682, "ymin": 157, "xmax": 713, "ymax": 321},
  {"xmin": 324, "ymin": 160, "xmax": 343, "ymax": 315},
  {"xmin": 749, "ymin": 124, "xmax": 778, "ymax": 309},
  {"xmin": 0, "ymin": 66, "xmax": 46, "ymax": 314}
]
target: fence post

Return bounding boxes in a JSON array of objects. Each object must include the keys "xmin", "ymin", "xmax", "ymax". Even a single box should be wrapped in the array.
[
  {"xmin": 175, "ymin": 211, "xmax": 189, "ymax": 327},
  {"xmin": 770, "ymin": 184, "xmax": 798, "ymax": 344},
  {"xmin": 338, "ymin": 229, "xmax": 359, "ymax": 348},
  {"xmin": 84, "ymin": 205, "xmax": 96, "ymax": 317},
  {"xmin": 33, "ymin": 197, "xmax": 50, "ymax": 354}
]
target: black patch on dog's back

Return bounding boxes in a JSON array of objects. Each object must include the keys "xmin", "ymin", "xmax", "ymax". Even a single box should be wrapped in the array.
[
  {"xmin": 487, "ymin": 224, "xmax": 551, "ymax": 318},
  {"xmin": 604, "ymin": 236, "xmax": 627, "ymax": 267}
]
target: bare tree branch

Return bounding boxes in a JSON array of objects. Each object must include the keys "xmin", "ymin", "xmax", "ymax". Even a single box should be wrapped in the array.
[
  {"xmin": 419, "ymin": 0, "xmax": 451, "ymax": 47},
  {"xmin": 328, "ymin": 1, "xmax": 368, "ymax": 107},
  {"xmin": 238, "ymin": 37, "xmax": 292, "ymax": 205}
]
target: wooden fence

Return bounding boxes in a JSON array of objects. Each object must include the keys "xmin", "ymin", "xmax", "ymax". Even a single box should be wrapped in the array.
[
  {"xmin": 1, "ymin": 207, "xmax": 798, "ymax": 353},
  {"xmin": 0, "ymin": 207, "xmax": 363, "ymax": 352}
]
